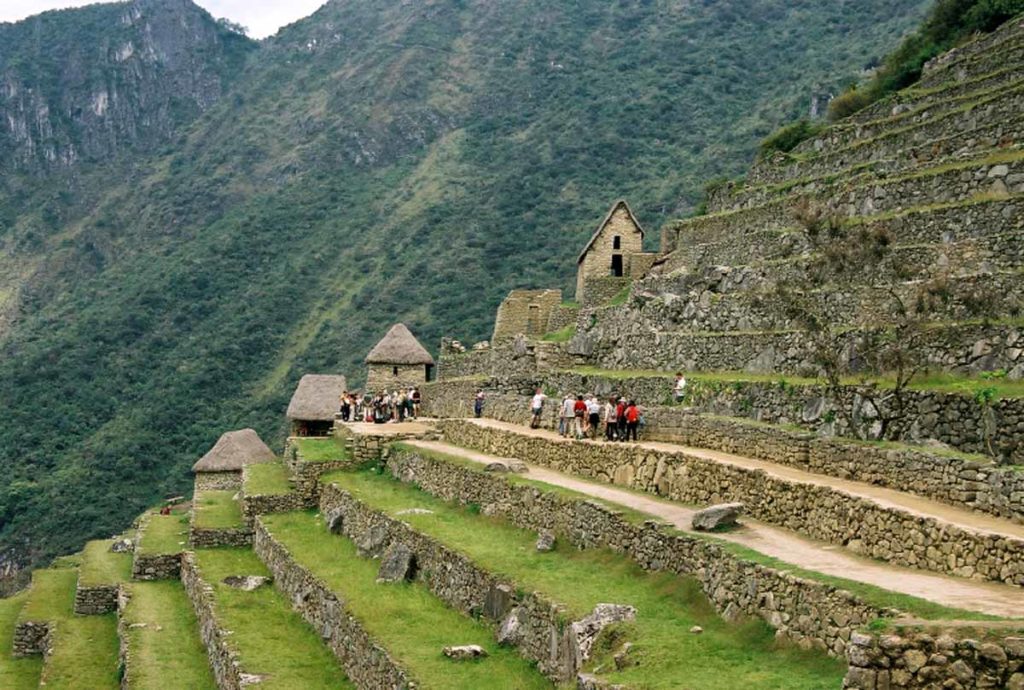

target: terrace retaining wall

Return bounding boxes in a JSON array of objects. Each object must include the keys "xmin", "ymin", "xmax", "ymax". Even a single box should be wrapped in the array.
[{"xmin": 180, "ymin": 552, "xmax": 249, "ymax": 690}]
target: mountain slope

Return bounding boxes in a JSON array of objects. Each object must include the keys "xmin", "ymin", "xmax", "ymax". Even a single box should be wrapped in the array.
[{"xmin": 0, "ymin": 0, "xmax": 931, "ymax": 585}]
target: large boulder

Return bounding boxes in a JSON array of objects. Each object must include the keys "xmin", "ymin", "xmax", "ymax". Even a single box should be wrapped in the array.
[
  {"xmin": 570, "ymin": 603, "xmax": 637, "ymax": 664},
  {"xmin": 535, "ymin": 530, "xmax": 556, "ymax": 552},
  {"xmin": 376, "ymin": 543, "xmax": 416, "ymax": 583},
  {"xmin": 222, "ymin": 575, "xmax": 271, "ymax": 591},
  {"xmin": 443, "ymin": 645, "xmax": 488, "ymax": 660},
  {"xmin": 691, "ymin": 503, "xmax": 744, "ymax": 531}
]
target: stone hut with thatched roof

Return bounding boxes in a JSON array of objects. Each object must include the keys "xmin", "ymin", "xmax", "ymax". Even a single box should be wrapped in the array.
[
  {"xmin": 365, "ymin": 323, "xmax": 435, "ymax": 391},
  {"xmin": 191, "ymin": 428, "xmax": 275, "ymax": 490},
  {"xmin": 286, "ymin": 374, "xmax": 348, "ymax": 437}
]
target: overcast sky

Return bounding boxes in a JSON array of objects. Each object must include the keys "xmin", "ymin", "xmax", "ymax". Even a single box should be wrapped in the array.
[{"xmin": 0, "ymin": 1, "xmax": 328, "ymax": 39}]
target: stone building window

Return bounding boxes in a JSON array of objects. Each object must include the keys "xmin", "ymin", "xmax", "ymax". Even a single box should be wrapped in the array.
[
  {"xmin": 392, "ymin": 366, "xmax": 398, "ymax": 376},
  {"xmin": 613, "ymin": 235, "xmax": 621, "ymax": 249}
]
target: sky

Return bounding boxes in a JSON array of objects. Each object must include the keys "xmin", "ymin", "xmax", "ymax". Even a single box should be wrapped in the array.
[{"xmin": 0, "ymin": 0, "xmax": 328, "ymax": 39}]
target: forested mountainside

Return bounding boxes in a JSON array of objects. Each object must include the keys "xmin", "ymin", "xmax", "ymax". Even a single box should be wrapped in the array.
[{"xmin": 0, "ymin": 0, "xmax": 930, "ymax": 583}]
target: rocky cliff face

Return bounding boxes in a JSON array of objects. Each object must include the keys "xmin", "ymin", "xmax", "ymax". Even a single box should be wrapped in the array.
[{"xmin": 0, "ymin": 0, "xmax": 254, "ymax": 172}]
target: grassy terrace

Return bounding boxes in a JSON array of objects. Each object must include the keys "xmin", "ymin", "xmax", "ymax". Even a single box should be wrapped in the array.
[
  {"xmin": 193, "ymin": 491, "xmax": 244, "ymax": 530},
  {"xmin": 121, "ymin": 581, "xmax": 216, "ymax": 690},
  {"xmin": 568, "ymin": 366, "xmax": 1024, "ymax": 401},
  {"xmin": 379, "ymin": 448, "xmax": 1000, "ymax": 622},
  {"xmin": 0, "ymin": 592, "xmax": 42, "ymax": 689},
  {"xmin": 244, "ymin": 462, "xmax": 293, "ymax": 496},
  {"xmin": 293, "ymin": 437, "xmax": 349, "ymax": 463},
  {"xmin": 19, "ymin": 568, "xmax": 120, "ymax": 689},
  {"xmin": 79, "ymin": 539, "xmax": 132, "ymax": 587},
  {"xmin": 137, "ymin": 513, "xmax": 189, "ymax": 556},
  {"xmin": 317, "ymin": 471, "xmax": 848, "ymax": 688},
  {"xmin": 193, "ymin": 548, "xmax": 352, "ymax": 689},
  {"xmin": 261, "ymin": 512, "xmax": 552, "ymax": 690}
]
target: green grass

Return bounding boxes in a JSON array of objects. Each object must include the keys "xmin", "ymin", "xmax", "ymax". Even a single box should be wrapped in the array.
[
  {"xmin": 0, "ymin": 591, "xmax": 43, "ymax": 689},
  {"xmin": 375, "ymin": 452, "xmax": 1001, "ymax": 622},
  {"xmin": 16, "ymin": 568, "xmax": 121, "ymax": 689},
  {"xmin": 293, "ymin": 437, "xmax": 350, "ymax": 463},
  {"xmin": 262, "ymin": 512, "xmax": 552, "ymax": 690},
  {"xmin": 318, "ymin": 472, "xmax": 847, "ymax": 688},
  {"xmin": 137, "ymin": 513, "xmax": 189, "ymax": 556},
  {"xmin": 606, "ymin": 287, "xmax": 631, "ymax": 307},
  {"xmin": 78, "ymin": 539, "xmax": 132, "ymax": 587},
  {"xmin": 193, "ymin": 547, "xmax": 353, "ymax": 689},
  {"xmin": 541, "ymin": 325, "xmax": 576, "ymax": 342},
  {"xmin": 244, "ymin": 462, "xmax": 293, "ymax": 496},
  {"xmin": 193, "ymin": 491, "xmax": 244, "ymax": 529},
  {"xmin": 121, "ymin": 581, "xmax": 217, "ymax": 690}
]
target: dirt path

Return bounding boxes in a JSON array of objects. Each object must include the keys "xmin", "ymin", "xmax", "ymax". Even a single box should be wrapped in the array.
[
  {"xmin": 469, "ymin": 418, "xmax": 1024, "ymax": 541},
  {"xmin": 405, "ymin": 439, "xmax": 1024, "ymax": 617}
]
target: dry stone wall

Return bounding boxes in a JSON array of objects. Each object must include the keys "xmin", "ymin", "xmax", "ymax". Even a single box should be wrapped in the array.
[
  {"xmin": 439, "ymin": 420, "xmax": 1024, "ymax": 585},
  {"xmin": 180, "ymin": 552, "xmax": 251, "ymax": 690},
  {"xmin": 844, "ymin": 627, "xmax": 1024, "ymax": 689},
  {"xmin": 11, "ymin": 620, "xmax": 50, "ymax": 657},
  {"xmin": 318, "ymin": 482, "xmax": 578, "ymax": 681},
  {"xmin": 193, "ymin": 471, "xmax": 241, "ymax": 491},
  {"xmin": 241, "ymin": 492, "xmax": 308, "ymax": 526},
  {"xmin": 131, "ymin": 553, "xmax": 181, "ymax": 581},
  {"xmin": 252, "ymin": 519, "xmax": 415, "ymax": 689},
  {"xmin": 188, "ymin": 526, "xmax": 252, "ymax": 549},
  {"xmin": 74, "ymin": 581, "xmax": 119, "ymax": 615},
  {"xmin": 384, "ymin": 448, "xmax": 891, "ymax": 657},
  {"xmin": 492, "ymin": 289, "xmax": 563, "ymax": 342}
]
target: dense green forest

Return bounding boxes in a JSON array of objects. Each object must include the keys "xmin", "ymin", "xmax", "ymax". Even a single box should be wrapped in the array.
[{"xmin": 0, "ymin": 0, "xmax": 932, "ymax": 580}]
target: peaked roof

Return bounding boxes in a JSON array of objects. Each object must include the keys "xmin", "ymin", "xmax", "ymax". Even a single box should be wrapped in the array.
[
  {"xmin": 577, "ymin": 199, "xmax": 646, "ymax": 264},
  {"xmin": 286, "ymin": 374, "xmax": 348, "ymax": 421},
  {"xmin": 192, "ymin": 429, "xmax": 275, "ymax": 473},
  {"xmin": 365, "ymin": 323, "xmax": 435, "ymax": 365}
]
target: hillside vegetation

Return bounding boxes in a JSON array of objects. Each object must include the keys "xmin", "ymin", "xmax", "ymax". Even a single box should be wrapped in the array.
[{"xmin": 0, "ymin": 0, "xmax": 931, "ymax": 581}]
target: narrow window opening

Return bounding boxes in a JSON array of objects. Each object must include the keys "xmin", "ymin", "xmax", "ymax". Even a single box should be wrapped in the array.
[
  {"xmin": 613, "ymin": 235, "xmax": 621, "ymax": 250},
  {"xmin": 392, "ymin": 366, "xmax": 398, "ymax": 376}
]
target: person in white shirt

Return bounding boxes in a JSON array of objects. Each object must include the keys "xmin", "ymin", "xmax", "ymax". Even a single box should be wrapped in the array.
[
  {"xmin": 603, "ymin": 396, "xmax": 618, "ymax": 441},
  {"xmin": 674, "ymin": 372, "xmax": 687, "ymax": 404},
  {"xmin": 586, "ymin": 396, "xmax": 602, "ymax": 439},
  {"xmin": 530, "ymin": 388, "xmax": 547, "ymax": 429},
  {"xmin": 559, "ymin": 395, "xmax": 574, "ymax": 437}
]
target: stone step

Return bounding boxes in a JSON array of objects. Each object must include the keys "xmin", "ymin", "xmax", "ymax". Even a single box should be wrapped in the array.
[
  {"xmin": 118, "ymin": 580, "xmax": 217, "ymax": 689},
  {"xmin": 396, "ymin": 439, "xmax": 1024, "ymax": 618},
  {"xmin": 254, "ymin": 511, "xmax": 550, "ymax": 689},
  {"xmin": 131, "ymin": 511, "xmax": 187, "ymax": 581},
  {"xmin": 660, "ymin": 195, "xmax": 1024, "ymax": 275},
  {"xmin": 314, "ymin": 467, "xmax": 852, "ymax": 682},
  {"xmin": 182, "ymin": 547, "xmax": 353, "ymax": 689},
  {"xmin": 440, "ymin": 419, "xmax": 1024, "ymax": 586},
  {"xmin": 0, "ymin": 591, "xmax": 42, "ymax": 688},
  {"xmin": 661, "ymin": 153, "xmax": 1024, "ymax": 254},
  {"xmin": 189, "ymin": 489, "xmax": 252, "ymax": 548},
  {"xmin": 741, "ymin": 101, "xmax": 1024, "ymax": 202}
]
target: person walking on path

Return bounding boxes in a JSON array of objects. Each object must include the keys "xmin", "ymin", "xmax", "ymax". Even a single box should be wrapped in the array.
[
  {"xmin": 530, "ymin": 388, "xmax": 548, "ymax": 429},
  {"xmin": 624, "ymin": 400, "xmax": 641, "ymax": 441},
  {"xmin": 410, "ymin": 387, "xmax": 421, "ymax": 419},
  {"xmin": 587, "ymin": 396, "xmax": 601, "ymax": 440},
  {"xmin": 603, "ymin": 396, "xmax": 618, "ymax": 441},
  {"xmin": 559, "ymin": 394, "xmax": 574, "ymax": 437},
  {"xmin": 474, "ymin": 390, "xmax": 485, "ymax": 418},
  {"xmin": 572, "ymin": 395, "xmax": 587, "ymax": 439},
  {"xmin": 616, "ymin": 398, "xmax": 627, "ymax": 441},
  {"xmin": 674, "ymin": 372, "xmax": 688, "ymax": 404}
]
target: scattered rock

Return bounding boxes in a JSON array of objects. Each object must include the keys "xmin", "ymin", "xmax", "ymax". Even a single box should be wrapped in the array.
[
  {"xmin": 128, "ymin": 623, "xmax": 147, "ymax": 629},
  {"xmin": 356, "ymin": 524, "xmax": 388, "ymax": 557},
  {"xmin": 443, "ymin": 644, "xmax": 488, "ymax": 660},
  {"xmin": 472, "ymin": 340, "xmax": 490, "ymax": 351},
  {"xmin": 691, "ymin": 503, "xmax": 744, "ymax": 531},
  {"xmin": 577, "ymin": 673, "xmax": 626, "ymax": 690},
  {"xmin": 376, "ymin": 543, "xmax": 416, "ymax": 583},
  {"xmin": 222, "ymin": 575, "xmax": 271, "ymax": 591},
  {"xmin": 613, "ymin": 642, "xmax": 634, "ymax": 670},
  {"xmin": 484, "ymin": 462, "xmax": 510, "ymax": 473},
  {"xmin": 239, "ymin": 673, "xmax": 266, "ymax": 685},
  {"xmin": 110, "ymin": 538, "xmax": 134, "ymax": 554},
  {"xmin": 507, "ymin": 460, "xmax": 528, "ymax": 473},
  {"xmin": 326, "ymin": 510, "xmax": 344, "ymax": 535},
  {"xmin": 485, "ymin": 584, "xmax": 515, "ymax": 620},
  {"xmin": 570, "ymin": 603, "xmax": 637, "ymax": 663},
  {"xmin": 690, "ymin": 625, "xmax": 703, "ymax": 634},
  {"xmin": 395, "ymin": 508, "xmax": 434, "ymax": 516},
  {"xmin": 498, "ymin": 608, "xmax": 523, "ymax": 646},
  {"xmin": 535, "ymin": 530, "xmax": 556, "ymax": 552}
]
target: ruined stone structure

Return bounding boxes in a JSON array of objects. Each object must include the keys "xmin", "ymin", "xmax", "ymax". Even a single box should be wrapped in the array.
[
  {"xmin": 491, "ymin": 289, "xmax": 563, "ymax": 342},
  {"xmin": 575, "ymin": 200, "xmax": 657, "ymax": 305},
  {"xmin": 365, "ymin": 323, "xmax": 435, "ymax": 391}
]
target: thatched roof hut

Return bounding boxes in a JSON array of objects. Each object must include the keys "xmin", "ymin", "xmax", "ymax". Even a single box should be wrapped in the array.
[
  {"xmin": 286, "ymin": 374, "xmax": 348, "ymax": 422},
  {"xmin": 365, "ymin": 323, "xmax": 434, "ymax": 365},
  {"xmin": 192, "ymin": 429, "xmax": 275, "ymax": 473}
]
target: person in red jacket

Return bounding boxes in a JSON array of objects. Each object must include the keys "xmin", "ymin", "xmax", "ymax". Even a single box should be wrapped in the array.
[
  {"xmin": 615, "ymin": 398, "xmax": 627, "ymax": 441},
  {"xmin": 572, "ymin": 395, "xmax": 587, "ymax": 439},
  {"xmin": 624, "ymin": 400, "xmax": 641, "ymax": 441}
]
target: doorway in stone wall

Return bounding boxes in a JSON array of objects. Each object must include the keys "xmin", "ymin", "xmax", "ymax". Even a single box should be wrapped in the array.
[{"xmin": 610, "ymin": 254, "xmax": 623, "ymax": 277}]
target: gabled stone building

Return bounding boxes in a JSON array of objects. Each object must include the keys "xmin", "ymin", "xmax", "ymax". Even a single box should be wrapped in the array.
[
  {"xmin": 575, "ymin": 200, "xmax": 657, "ymax": 305},
  {"xmin": 365, "ymin": 323, "xmax": 435, "ymax": 391}
]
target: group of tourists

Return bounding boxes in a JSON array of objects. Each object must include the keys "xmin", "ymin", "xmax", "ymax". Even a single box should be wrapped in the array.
[
  {"xmin": 523, "ymin": 388, "xmax": 643, "ymax": 441},
  {"xmin": 339, "ymin": 388, "xmax": 421, "ymax": 424}
]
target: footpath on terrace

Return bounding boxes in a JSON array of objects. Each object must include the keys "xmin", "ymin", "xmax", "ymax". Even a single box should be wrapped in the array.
[{"xmin": 406, "ymin": 416, "xmax": 1024, "ymax": 618}]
